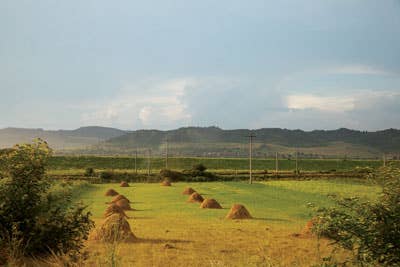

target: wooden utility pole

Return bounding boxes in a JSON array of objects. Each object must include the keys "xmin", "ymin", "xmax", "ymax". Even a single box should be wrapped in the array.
[
  {"xmin": 247, "ymin": 132, "xmax": 256, "ymax": 184},
  {"xmin": 165, "ymin": 138, "xmax": 169, "ymax": 169},
  {"xmin": 134, "ymin": 150, "xmax": 137, "ymax": 174},
  {"xmin": 147, "ymin": 149, "xmax": 151, "ymax": 177},
  {"xmin": 275, "ymin": 152, "xmax": 279, "ymax": 177}
]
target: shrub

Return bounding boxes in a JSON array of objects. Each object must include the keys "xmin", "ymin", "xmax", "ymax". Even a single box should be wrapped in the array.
[
  {"xmin": 0, "ymin": 140, "xmax": 94, "ymax": 262},
  {"xmin": 159, "ymin": 169, "xmax": 184, "ymax": 182},
  {"xmin": 192, "ymin": 163, "xmax": 207, "ymax": 172},
  {"xmin": 84, "ymin": 167, "xmax": 95, "ymax": 177},
  {"xmin": 99, "ymin": 171, "xmax": 113, "ymax": 181},
  {"xmin": 313, "ymin": 165, "xmax": 400, "ymax": 266}
]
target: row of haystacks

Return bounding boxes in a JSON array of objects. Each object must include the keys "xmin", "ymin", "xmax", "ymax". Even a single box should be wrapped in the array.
[
  {"xmin": 90, "ymin": 187, "xmax": 136, "ymax": 243},
  {"xmin": 181, "ymin": 186, "xmax": 252, "ymax": 219}
]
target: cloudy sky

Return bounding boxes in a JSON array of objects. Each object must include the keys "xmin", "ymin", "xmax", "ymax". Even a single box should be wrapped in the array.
[{"xmin": 1, "ymin": 0, "xmax": 399, "ymax": 131}]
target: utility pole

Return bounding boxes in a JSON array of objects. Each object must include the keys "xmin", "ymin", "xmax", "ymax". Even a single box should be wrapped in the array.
[
  {"xmin": 147, "ymin": 148, "xmax": 151, "ymax": 177},
  {"xmin": 295, "ymin": 150, "xmax": 299, "ymax": 176},
  {"xmin": 247, "ymin": 132, "xmax": 256, "ymax": 184},
  {"xmin": 275, "ymin": 152, "xmax": 279, "ymax": 177},
  {"xmin": 165, "ymin": 138, "xmax": 169, "ymax": 169},
  {"xmin": 134, "ymin": 149, "xmax": 137, "ymax": 174}
]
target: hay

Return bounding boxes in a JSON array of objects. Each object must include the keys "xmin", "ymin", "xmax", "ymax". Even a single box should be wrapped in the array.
[
  {"xmin": 120, "ymin": 181, "xmax": 129, "ymax": 187},
  {"xmin": 161, "ymin": 180, "xmax": 172, "ymax": 186},
  {"xmin": 301, "ymin": 218, "xmax": 319, "ymax": 236},
  {"xmin": 182, "ymin": 187, "xmax": 196, "ymax": 195},
  {"xmin": 200, "ymin": 198, "xmax": 222, "ymax": 209},
  {"xmin": 115, "ymin": 198, "xmax": 134, "ymax": 210},
  {"xmin": 110, "ymin": 194, "xmax": 130, "ymax": 203},
  {"xmin": 187, "ymin": 192, "xmax": 204, "ymax": 203},
  {"xmin": 91, "ymin": 214, "xmax": 136, "ymax": 243},
  {"xmin": 226, "ymin": 204, "xmax": 252, "ymax": 219},
  {"xmin": 105, "ymin": 189, "xmax": 119, "ymax": 197},
  {"xmin": 104, "ymin": 203, "xmax": 129, "ymax": 218}
]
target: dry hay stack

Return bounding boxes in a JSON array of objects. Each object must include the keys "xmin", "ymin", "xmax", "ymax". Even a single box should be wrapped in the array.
[
  {"xmin": 161, "ymin": 180, "xmax": 172, "ymax": 186},
  {"xmin": 187, "ymin": 192, "xmax": 204, "ymax": 203},
  {"xmin": 182, "ymin": 187, "xmax": 196, "ymax": 195},
  {"xmin": 104, "ymin": 203, "xmax": 129, "ymax": 218},
  {"xmin": 110, "ymin": 194, "xmax": 130, "ymax": 203},
  {"xmin": 105, "ymin": 189, "xmax": 119, "ymax": 197},
  {"xmin": 115, "ymin": 198, "xmax": 134, "ymax": 211},
  {"xmin": 91, "ymin": 214, "xmax": 136, "ymax": 243},
  {"xmin": 120, "ymin": 181, "xmax": 129, "ymax": 187},
  {"xmin": 200, "ymin": 198, "xmax": 222, "ymax": 209},
  {"xmin": 226, "ymin": 204, "xmax": 252, "ymax": 219}
]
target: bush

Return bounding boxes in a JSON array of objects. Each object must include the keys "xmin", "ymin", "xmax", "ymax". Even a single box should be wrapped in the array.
[
  {"xmin": 0, "ymin": 140, "xmax": 94, "ymax": 262},
  {"xmin": 313, "ymin": 165, "xmax": 400, "ymax": 266},
  {"xmin": 84, "ymin": 167, "xmax": 95, "ymax": 177},
  {"xmin": 192, "ymin": 163, "xmax": 207, "ymax": 172},
  {"xmin": 99, "ymin": 171, "xmax": 113, "ymax": 181},
  {"xmin": 159, "ymin": 169, "xmax": 184, "ymax": 182}
]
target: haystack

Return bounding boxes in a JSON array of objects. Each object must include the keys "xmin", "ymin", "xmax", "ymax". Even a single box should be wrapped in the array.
[
  {"xmin": 120, "ymin": 181, "xmax": 129, "ymax": 187},
  {"xmin": 161, "ymin": 180, "xmax": 172, "ymax": 186},
  {"xmin": 301, "ymin": 218, "xmax": 319, "ymax": 236},
  {"xmin": 187, "ymin": 192, "xmax": 204, "ymax": 203},
  {"xmin": 226, "ymin": 204, "xmax": 252, "ymax": 219},
  {"xmin": 91, "ymin": 214, "xmax": 136, "ymax": 243},
  {"xmin": 105, "ymin": 189, "xmax": 119, "ymax": 197},
  {"xmin": 110, "ymin": 194, "xmax": 130, "ymax": 203},
  {"xmin": 115, "ymin": 198, "xmax": 134, "ymax": 210},
  {"xmin": 104, "ymin": 203, "xmax": 129, "ymax": 218},
  {"xmin": 200, "ymin": 198, "xmax": 222, "ymax": 209},
  {"xmin": 182, "ymin": 187, "xmax": 196, "ymax": 195}
]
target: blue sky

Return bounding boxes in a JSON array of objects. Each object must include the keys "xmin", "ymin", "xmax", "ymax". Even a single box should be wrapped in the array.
[{"xmin": 1, "ymin": 0, "xmax": 399, "ymax": 130}]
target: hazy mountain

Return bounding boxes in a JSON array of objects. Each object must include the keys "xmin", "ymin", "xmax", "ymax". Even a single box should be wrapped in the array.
[{"xmin": 0, "ymin": 126, "xmax": 126, "ymax": 150}]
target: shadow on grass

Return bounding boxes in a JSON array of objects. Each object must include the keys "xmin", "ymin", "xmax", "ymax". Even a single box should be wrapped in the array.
[
  {"xmin": 135, "ymin": 238, "xmax": 193, "ymax": 244},
  {"xmin": 252, "ymin": 217, "xmax": 290, "ymax": 222}
]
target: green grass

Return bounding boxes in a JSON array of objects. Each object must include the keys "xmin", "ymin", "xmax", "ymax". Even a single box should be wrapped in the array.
[
  {"xmin": 48, "ymin": 155, "xmax": 395, "ymax": 172},
  {"xmin": 79, "ymin": 179, "xmax": 380, "ymax": 225}
]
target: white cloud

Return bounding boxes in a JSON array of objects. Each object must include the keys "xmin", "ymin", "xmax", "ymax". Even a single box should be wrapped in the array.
[
  {"xmin": 80, "ymin": 78, "xmax": 193, "ymax": 129},
  {"xmin": 286, "ymin": 94, "xmax": 355, "ymax": 112},
  {"xmin": 326, "ymin": 64, "xmax": 393, "ymax": 76}
]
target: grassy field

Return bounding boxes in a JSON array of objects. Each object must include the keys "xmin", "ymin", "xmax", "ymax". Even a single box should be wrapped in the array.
[
  {"xmin": 77, "ymin": 180, "xmax": 381, "ymax": 266},
  {"xmin": 46, "ymin": 155, "xmax": 395, "ymax": 175}
]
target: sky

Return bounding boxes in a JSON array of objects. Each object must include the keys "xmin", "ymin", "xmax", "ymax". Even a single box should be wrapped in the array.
[{"xmin": 1, "ymin": 0, "xmax": 400, "ymax": 131}]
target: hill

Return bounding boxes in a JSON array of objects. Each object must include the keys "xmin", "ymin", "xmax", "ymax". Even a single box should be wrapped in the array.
[
  {"xmin": 88, "ymin": 127, "xmax": 400, "ymax": 158},
  {"xmin": 0, "ymin": 126, "xmax": 126, "ymax": 150}
]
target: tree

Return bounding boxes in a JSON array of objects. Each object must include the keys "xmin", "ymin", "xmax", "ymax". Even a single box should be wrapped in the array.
[{"xmin": 0, "ymin": 140, "xmax": 93, "ymax": 262}]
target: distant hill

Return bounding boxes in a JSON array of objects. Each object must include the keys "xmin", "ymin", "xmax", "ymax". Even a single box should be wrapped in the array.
[
  {"xmin": 89, "ymin": 127, "xmax": 400, "ymax": 158},
  {"xmin": 1, "ymin": 126, "xmax": 399, "ymax": 158},
  {"xmin": 0, "ymin": 126, "xmax": 126, "ymax": 150}
]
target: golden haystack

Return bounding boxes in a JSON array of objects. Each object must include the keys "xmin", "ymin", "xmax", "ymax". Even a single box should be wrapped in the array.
[
  {"xmin": 182, "ymin": 187, "xmax": 196, "ymax": 195},
  {"xmin": 161, "ymin": 180, "xmax": 172, "ymax": 186},
  {"xmin": 225, "ymin": 204, "xmax": 252, "ymax": 219},
  {"xmin": 187, "ymin": 192, "xmax": 204, "ymax": 203},
  {"xmin": 115, "ymin": 198, "xmax": 134, "ymax": 210},
  {"xmin": 91, "ymin": 214, "xmax": 136, "ymax": 243},
  {"xmin": 110, "ymin": 194, "xmax": 130, "ymax": 203},
  {"xmin": 105, "ymin": 189, "xmax": 119, "ymax": 197},
  {"xmin": 200, "ymin": 198, "xmax": 222, "ymax": 209},
  {"xmin": 104, "ymin": 203, "xmax": 129, "ymax": 218},
  {"xmin": 120, "ymin": 181, "xmax": 129, "ymax": 187}
]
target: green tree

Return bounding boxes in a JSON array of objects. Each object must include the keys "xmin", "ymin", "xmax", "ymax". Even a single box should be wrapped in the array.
[{"xmin": 0, "ymin": 140, "xmax": 93, "ymax": 262}]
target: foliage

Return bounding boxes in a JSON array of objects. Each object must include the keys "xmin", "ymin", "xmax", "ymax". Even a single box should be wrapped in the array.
[
  {"xmin": 84, "ymin": 167, "xmax": 95, "ymax": 177},
  {"xmin": 0, "ymin": 140, "xmax": 94, "ymax": 262},
  {"xmin": 159, "ymin": 169, "xmax": 184, "ymax": 182},
  {"xmin": 313, "ymin": 165, "xmax": 400, "ymax": 266},
  {"xmin": 192, "ymin": 163, "xmax": 207, "ymax": 172}
]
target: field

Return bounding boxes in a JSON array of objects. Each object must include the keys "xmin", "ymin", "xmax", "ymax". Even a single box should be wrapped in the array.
[{"xmin": 77, "ymin": 179, "xmax": 381, "ymax": 266}]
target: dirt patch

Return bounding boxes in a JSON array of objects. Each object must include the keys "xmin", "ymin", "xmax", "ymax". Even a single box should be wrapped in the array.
[
  {"xmin": 115, "ymin": 198, "xmax": 134, "ymax": 210},
  {"xmin": 91, "ymin": 214, "xmax": 136, "ymax": 243},
  {"xmin": 226, "ymin": 204, "xmax": 252, "ymax": 219},
  {"xmin": 161, "ymin": 180, "xmax": 172, "ymax": 186},
  {"xmin": 105, "ymin": 189, "xmax": 119, "ymax": 197},
  {"xmin": 182, "ymin": 187, "xmax": 196, "ymax": 195},
  {"xmin": 104, "ymin": 203, "xmax": 129, "ymax": 218},
  {"xmin": 187, "ymin": 192, "xmax": 204, "ymax": 203},
  {"xmin": 200, "ymin": 198, "xmax": 222, "ymax": 209},
  {"xmin": 120, "ymin": 181, "xmax": 129, "ymax": 187}
]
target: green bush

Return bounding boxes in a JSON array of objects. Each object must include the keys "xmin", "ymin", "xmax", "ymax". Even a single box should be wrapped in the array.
[
  {"xmin": 192, "ymin": 163, "xmax": 207, "ymax": 172},
  {"xmin": 84, "ymin": 167, "xmax": 95, "ymax": 177},
  {"xmin": 314, "ymin": 165, "xmax": 400, "ymax": 266},
  {"xmin": 159, "ymin": 169, "xmax": 184, "ymax": 182},
  {"xmin": 0, "ymin": 140, "xmax": 93, "ymax": 262}
]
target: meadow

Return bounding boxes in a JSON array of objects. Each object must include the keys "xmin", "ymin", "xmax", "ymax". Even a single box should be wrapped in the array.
[{"xmin": 77, "ymin": 179, "xmax": 381, "ymax": 266}]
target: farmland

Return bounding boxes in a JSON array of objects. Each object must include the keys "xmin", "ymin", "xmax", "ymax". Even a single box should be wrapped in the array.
[{"xmin": 77, "ymin": 180, "xmax": 380, "ymax": 266}]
